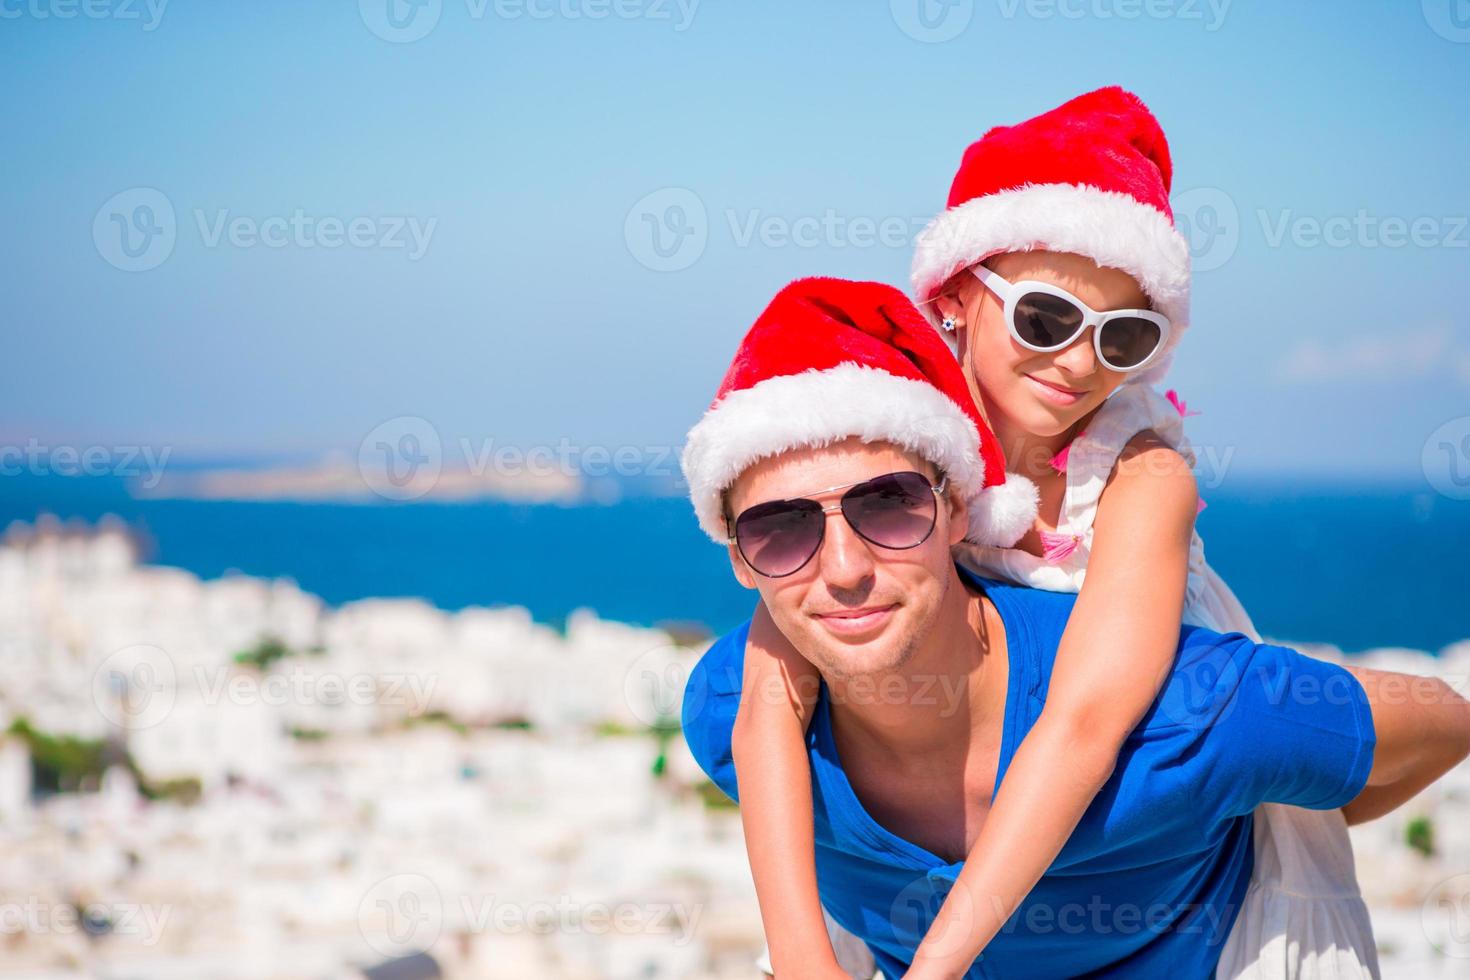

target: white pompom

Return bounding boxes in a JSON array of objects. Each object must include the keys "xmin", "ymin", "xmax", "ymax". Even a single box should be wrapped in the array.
[{"xmin": 966, "ymin": 472, "xmax": 1040, "ymax": 547}]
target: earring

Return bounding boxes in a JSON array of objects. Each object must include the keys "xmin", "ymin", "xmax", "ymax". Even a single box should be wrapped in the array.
[{"xmin": 941, "ymin": 316, "xmax": 957, "ymax": 333}]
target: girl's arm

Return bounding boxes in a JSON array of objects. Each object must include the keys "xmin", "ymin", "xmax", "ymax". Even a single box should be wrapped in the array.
[
  {"xmin": 907, "ymin": 432, "xmax": 1199, "ymax": 978},
  {"xmin": 733, "ymin": 599, "xmax": 848, "ymax": 978}
]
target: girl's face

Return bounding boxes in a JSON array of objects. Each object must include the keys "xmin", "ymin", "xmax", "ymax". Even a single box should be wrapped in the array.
[{"xmin": 939, "ymin": 250, "xmax": 1149, "ymax": 442}]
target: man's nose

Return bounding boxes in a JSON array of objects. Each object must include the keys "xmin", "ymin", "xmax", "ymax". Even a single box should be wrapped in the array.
[{"xmin": 816, "ymin": 508, "xmax": 876, "ymax": 590}]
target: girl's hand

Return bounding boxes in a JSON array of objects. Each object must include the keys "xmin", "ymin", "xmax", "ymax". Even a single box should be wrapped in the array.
[{"xmin": 901, "ymin": 961, "xmax": 967, "ymax": 980}]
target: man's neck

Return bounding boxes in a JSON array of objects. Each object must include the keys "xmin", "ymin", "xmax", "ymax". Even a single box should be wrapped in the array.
[{"xmin": 825, "ymin": 570, "xmax": 1007, "ymax": 763}]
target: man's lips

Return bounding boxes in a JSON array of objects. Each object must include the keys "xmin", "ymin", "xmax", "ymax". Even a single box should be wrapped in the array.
[
  {"xmin": 812, "ymin": 603, "xmax": 898, "ymax": 637},
  {"xmin": 1025, "ymin": 374, "xmax": 1087, "ymax": 406}
]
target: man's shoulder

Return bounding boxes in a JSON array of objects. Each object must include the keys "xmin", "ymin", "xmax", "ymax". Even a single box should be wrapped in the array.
[
  {"xmin": 680, "ymin": 620, "xmax": 750, "ymax": 803},
  {"xmin": 959, "ymin": 567, "xmax": 1081, "ymax": 629},
  {"xmin": 1142, "ymin": 626, "xmax": 1361, "ymax": 735},
  {"xmin": 687, "ymin": 619, "xmax": 748, "ymax": 699},
  {"xmin": 1135, "ymin": 625, "xmax": 1260, "ymax": 732}
]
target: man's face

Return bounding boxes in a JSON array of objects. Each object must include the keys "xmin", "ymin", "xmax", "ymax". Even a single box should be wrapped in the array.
[{"xmin": 724, "ymin": 438, "xmax": 968, "ymax": 681}]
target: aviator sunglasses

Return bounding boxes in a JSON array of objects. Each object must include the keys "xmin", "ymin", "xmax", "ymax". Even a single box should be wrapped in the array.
[
  {"xmin": 728, "ymin": 470, "xmax": 947, "ymax": 578},
  {"xmin": 971, "ymin": 265, "xmax": 1171, "ymax": 373}
]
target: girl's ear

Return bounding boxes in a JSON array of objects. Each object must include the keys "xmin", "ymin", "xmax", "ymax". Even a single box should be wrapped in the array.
[{"xmin": 932, "ymin": 291, "xmax": 965, "ymax": 331}]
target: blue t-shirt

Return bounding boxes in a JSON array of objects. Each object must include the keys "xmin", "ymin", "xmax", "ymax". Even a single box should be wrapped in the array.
[{"xmin": 681, "ymin": 569, "xmax": 1376, "ymax": 979}]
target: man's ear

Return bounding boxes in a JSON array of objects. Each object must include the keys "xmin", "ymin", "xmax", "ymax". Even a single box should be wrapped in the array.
[
  {"xmin": 728, "ymin": 543, "xmax": 758, "ymax": 590},
  {"xmin": 945, "ymin": 485, "xmax": 970, "ymax": 548}
]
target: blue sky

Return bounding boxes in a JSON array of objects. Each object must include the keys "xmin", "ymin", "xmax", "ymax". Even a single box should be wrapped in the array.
[{"xmin": 4, "ymin": 0, "xmax": 1468, "ymax": 479}]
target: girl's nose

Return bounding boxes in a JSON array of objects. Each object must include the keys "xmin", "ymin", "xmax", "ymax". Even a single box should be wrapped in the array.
[{"xmin": 1051, "ymin": 327, "xmax": 1098, "ymax": 375}]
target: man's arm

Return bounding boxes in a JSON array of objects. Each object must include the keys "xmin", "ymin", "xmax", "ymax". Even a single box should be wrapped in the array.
[{"xmin": 1340, "ymin": 665, "xmax": 1470, "ymax": 825}]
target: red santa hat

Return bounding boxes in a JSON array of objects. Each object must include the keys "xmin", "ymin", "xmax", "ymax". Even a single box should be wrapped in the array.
[
  {"xmin": 911, "ymin": 86, "xmax": 1190, "ymax": 385},
  {"xmin": 681, "ymin": 277, "xmax": 1038, "ymax": 549}
]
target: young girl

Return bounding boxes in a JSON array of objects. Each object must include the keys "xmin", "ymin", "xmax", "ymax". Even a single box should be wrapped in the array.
[{"xmin": 731, "ymin": 87, "xmax": 1379, "ymax": 979}]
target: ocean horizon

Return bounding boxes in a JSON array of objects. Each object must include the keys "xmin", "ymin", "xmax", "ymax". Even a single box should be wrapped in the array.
[{"xmin": 2, "ymin": 472, "xmax": 1465, "ymax": 656}]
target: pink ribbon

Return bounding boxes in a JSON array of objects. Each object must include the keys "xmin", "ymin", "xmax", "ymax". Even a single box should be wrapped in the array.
[
  {"xmin": 1049, "ymin": 443, "xmax": 1071, "ymax": 473},
  {"xmin": 1039, "ymin": 530, "xmax": 1083, "ymax": 563},
  {"xmin": 1165, "ymin": 389, "xmax": 1200, "ymax": 418}
]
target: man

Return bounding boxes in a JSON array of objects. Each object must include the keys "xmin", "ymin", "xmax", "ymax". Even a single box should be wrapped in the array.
[{"xmin": 678, "ymin": 277, "xmax": 1470, "ymax": 978}]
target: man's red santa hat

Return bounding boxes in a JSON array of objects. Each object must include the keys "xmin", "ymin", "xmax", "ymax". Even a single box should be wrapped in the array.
[
  {"xmin": 681, "ymin": 277, "xmax": 1038, "ymax": 549},
  {"xmin": 911, "ymin": 86, "xmax": 1191, "ymax": 385}
]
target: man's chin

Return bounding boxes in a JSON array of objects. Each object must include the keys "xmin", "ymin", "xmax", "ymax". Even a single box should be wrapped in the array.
[{"xmin": 801, "ymin": 607, "xmax": 917, "ymax": 680}]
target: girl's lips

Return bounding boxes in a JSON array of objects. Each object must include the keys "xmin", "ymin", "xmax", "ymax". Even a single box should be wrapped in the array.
[
  {"xmin": 1025, "ymin": 374, "xmax": 1086, "ymax": 407},
  {"xmin": 814, "ymin": 604, "xmax": 897, "ymax": 638}
]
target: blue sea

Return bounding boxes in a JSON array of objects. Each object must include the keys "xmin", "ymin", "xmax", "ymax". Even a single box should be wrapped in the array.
[{"xmin": 1, "ymin": 474, "xmax": 1465, "ymax": 655}]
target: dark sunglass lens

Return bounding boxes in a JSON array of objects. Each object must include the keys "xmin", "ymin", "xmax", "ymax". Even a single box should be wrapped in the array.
[
  {"xmin": 1013, "ymin": 292, "xmax": 1085, "ymax": 349},
  {"xmin": 1098, "ymin": 316, "xmax": 1163, "ymax": 369},
  {"xmin": 735, "ymin": 499, "xmax": 825, "ymax": 577},
  {"xmin": 841, "ymin": 472, "xmax": 937, "ymax": 551}
]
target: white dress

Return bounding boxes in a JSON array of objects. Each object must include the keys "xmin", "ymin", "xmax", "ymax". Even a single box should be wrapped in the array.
[{"xmin": 955, "ymin": 384, "xmax": 1381, "ymax": 979}]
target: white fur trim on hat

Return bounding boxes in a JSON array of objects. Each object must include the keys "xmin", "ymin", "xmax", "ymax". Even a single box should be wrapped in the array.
[
  {"xmin": 681, "ymin": 363, "xmax": 995, "ymax": 545},
  {"xmin": 911, "ymin": 182, "xmax": 1191, "ymax": 386}
]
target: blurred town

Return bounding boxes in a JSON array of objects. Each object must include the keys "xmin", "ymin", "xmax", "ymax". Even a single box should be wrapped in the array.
[
  {"xmin": 1, "ymin": 522, "xmax": 1468, "ymax": 978},
  {"xmin": 0, "ymin": 520, "xmax": 756, "ymax": 979}
]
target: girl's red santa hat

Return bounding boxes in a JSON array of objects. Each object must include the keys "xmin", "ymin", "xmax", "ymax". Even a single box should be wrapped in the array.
[
  {"xmin": 681, "ymin": 277, "xmax": 1038, "ymax": 549},
  {"xmin": 911, "ymin": 85, "xmax": 1191, "ymax": 385}
]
